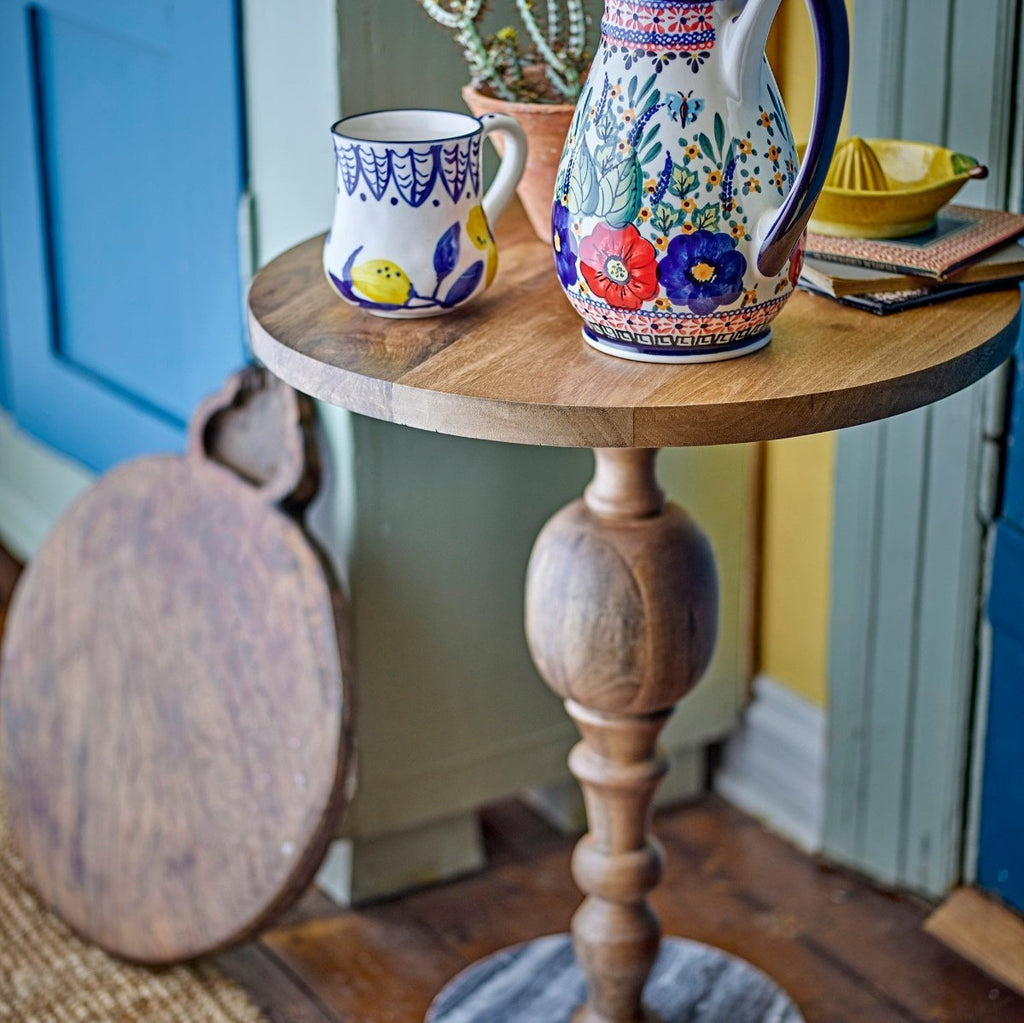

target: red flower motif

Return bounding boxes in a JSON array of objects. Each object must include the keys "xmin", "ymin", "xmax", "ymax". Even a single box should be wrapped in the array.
[
  {"xmin": 579, "ymin": 223, "xmax": 659, "ymax": 310},
  {"xmin": 693, "ymin": 4, "xmax": 715, "ymax": 32}
]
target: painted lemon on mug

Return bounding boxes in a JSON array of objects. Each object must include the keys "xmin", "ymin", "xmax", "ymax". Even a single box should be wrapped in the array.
[
  {"xmin": 466, "ymin": 205, "xmax": 498, "ymax": 287},
  {"xmin": 349, "ymin": 260, "xmax": 413, "ymax": 306}
]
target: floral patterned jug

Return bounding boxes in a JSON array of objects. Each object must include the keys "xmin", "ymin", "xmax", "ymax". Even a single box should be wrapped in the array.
[{"xmin": 552, "ymin": 0, "xmax": 849, "ymax": 362}]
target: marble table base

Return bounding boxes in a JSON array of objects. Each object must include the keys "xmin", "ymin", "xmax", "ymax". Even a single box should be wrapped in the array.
[{"xmin": 426, "ymin": 934, "xmax": 805, "ymax": 1023}]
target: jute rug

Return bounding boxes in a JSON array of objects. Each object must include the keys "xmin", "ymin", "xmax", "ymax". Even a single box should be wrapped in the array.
[{"xmin": 0, "ymin": 786, "xmax": 267, "ymax": 1023}]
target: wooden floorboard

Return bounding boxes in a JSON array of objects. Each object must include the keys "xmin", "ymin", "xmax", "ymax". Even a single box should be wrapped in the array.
[
  {"xmin": 215, "ymin": 943, "xmax": 345, "ymax": 1023},
  {"xmin": 262, "ymin": 909, "xmax": 469, "ymax": 1023},
  {"xmin": 244, "ymin": 796, "xmax": 1024, "ymax": 1023},
  {"xmin": 654, "ymin": 802, "xmax": 1022, "ymax": 1022},
  {"xmin": 658, "ymin": 802, "xmax": 1023, "ymax": 1021},
  {"xmin": 926, "ymin": 888, "xmax": 1024, "ymax": 999},
  {"xmin": 2, "ymin": 544, "xmax": 1023, "ymax": 1022}
]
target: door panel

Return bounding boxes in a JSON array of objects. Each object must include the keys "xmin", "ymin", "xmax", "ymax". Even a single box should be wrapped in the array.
[
  {"xmin": 0, "ymin": 223, "xmax": 9, "ymax": 410},
  {"xmin": 1000, "ymin": 338, "xmax": 1024, "ymax": 530},
  {"xmin": 979, "ymin": 331, "xmax": 1024, "ymax": 913},
  {"xmin": 0, "ymin": 0, "xmax": 245, "ymax": 470},
  {"xmin": 30, "ymin": 6, "xmax": 182, "ymax": 412},
  {"xmin": 980, "ymin": 523, "xmax": 1024, "ymax": 911}
]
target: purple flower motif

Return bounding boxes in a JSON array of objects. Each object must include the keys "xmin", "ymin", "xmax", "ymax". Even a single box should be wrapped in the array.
[
  {"xmin": 657, "ymin": 230, "xmax": 748, "ymax": 315},
  {"xmin": 552, "ymin": 201, "xmax": 578, "ymax": 289}
]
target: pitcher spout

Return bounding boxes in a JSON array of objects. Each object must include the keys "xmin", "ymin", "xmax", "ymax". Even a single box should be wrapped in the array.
[{"xmin": 720, "ymin": 0, "xmax": 783, "ymax": 103}]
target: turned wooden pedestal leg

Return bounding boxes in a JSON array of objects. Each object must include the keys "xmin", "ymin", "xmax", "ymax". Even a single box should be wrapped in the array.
[
  {"xmin": 526, "ymin": 448, "xmax": 716, "ymax": 1023},
  {"xmin": 426, "ymin": 449, "xmax": 803, "ymax": 1023}
]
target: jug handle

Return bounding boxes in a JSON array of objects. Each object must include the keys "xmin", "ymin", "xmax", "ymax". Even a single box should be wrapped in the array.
[
  {"xmin": 479, "ymin": 113, "xmax": 529, "ymax": 225},
  {"xmin": 756, "ymin": 0, "xmax": 849, "ymax": 277}
]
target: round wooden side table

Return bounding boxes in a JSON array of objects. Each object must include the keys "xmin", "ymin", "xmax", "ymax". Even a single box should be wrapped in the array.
[{"xmin": 248, "ymin": 206, "xmax": 1020, "ymax": 1023}]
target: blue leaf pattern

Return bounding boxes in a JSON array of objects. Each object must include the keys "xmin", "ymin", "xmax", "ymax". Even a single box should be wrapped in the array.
[
  {"xmin": 338, "ymin": 143, "xmax": 361, "ymax": 195},
  {"xmin": 441, "ymin": 143, "xmax": 475, "ymax": 201},
  {"xmin": 366, "ymin": 149, "xmax": 392, "ymax": 200},
  {"xmin": 333, "ymin": 139, "xmax": 479, "ymax": 208},
  {"xmin": 340, "ymin": 245, "xmax": 362, "ymax": 290},
  {"xmin": 328, "ymin": 241, "xmax": 486, "ymax": 313},
  {"xmin": 443, "ymin": 261, "xmax": 484, "ymax": 308},
  {"xmin": 329, "ymin": 270, "xmax": 358, "ymax": 304},
  {"xmin": 434, "ymin": 223, "xmax": 460, "ymax": 283},
  {"xmin": 406, "ymin": 149, "xmax": 440, "ymax": 205}
]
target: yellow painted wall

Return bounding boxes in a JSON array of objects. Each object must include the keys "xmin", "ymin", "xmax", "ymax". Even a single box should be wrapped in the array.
[
  {"xmin": 760, "ymin": 434, "xmax": 835, "ymax": 706},
  {"xmin": 758, "ymin": 0, "xmax": 853, "ymax": 707}
]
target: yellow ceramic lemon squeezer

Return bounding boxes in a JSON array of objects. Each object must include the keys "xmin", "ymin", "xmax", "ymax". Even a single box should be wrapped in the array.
[{"xmin": 807, "ymin": 137, "xmax": 989, "ymax": 239}]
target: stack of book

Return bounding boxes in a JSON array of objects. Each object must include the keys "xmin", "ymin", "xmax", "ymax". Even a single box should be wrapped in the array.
[{"xmin": 798, "ymin": 205, "xmax": 1024, "ymax": 315}]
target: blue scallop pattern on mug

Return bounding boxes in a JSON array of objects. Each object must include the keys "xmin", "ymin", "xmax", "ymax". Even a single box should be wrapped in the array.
[{"xmin": 334, "ymin": 136, "xmax": 483, "ymax": 208}]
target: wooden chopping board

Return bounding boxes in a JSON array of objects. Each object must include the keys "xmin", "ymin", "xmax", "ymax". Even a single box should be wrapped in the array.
[{"xmin": 0, "ymin": 367, "xmax": 353, "ymax": 964}]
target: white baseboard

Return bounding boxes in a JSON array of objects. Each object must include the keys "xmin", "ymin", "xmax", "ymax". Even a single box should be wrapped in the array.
[
  {"xmin": 0, "ymin": 413, "xmax": 92, "ymax": 559},
  {"xmin": 713, "ymin": 675, "xmax": 826, "ymax": 852}
]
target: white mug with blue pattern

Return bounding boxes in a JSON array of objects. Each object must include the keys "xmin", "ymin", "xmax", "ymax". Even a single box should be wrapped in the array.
[{"xmin": 324, "ymin": 108, "xmax": 527, "ymax": 318}]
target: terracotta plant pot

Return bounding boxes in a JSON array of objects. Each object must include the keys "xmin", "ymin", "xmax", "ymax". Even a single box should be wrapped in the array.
[{"xmin": 462, "ymin": 83, "xmax": 575, "ymax": 244}]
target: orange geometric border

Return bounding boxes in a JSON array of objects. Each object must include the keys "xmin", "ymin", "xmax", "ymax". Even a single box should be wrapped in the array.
[{"xmin": 567, "ymin": 292, "xmax": 789, "ymax": 346}]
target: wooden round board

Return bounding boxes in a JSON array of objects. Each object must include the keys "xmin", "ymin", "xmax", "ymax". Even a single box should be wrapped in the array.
[{"xmin": 0, "ymin": 369, "xmax": 353, "ymax": 964}]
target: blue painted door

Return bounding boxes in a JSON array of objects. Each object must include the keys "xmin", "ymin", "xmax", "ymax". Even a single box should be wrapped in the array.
[
  {"xmin": 979, "ymin": 304, "xmax": 1024, "ymax": 913},
  {"xmin": 0, "ymin": 0, "xmax": 246, "ymax": 470}
]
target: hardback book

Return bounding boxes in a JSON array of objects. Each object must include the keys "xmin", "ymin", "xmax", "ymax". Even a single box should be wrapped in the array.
[
  {"xmin": 800, "ymin": 276, "xmax": 1020, "ymax": 316},
  {"xmin": 800, "ymin": 239, "xmax": 1024, "ymax": 298},
  {"xmin": 803, "ymin": 205, "xmax": 1024, "ymax": 280}
]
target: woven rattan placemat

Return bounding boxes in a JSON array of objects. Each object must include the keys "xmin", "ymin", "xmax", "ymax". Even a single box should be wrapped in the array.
[{"xmin": 0, "ymin": 785, "xmax": 267, "ymax": 1022}]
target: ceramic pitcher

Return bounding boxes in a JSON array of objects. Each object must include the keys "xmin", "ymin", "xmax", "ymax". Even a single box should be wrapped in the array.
[
  {"xmin": 552, "ymin": 0, "xmax": 849, "ymax": 362},
  {"xmin": 325, "ymin": 109, "xmax": 527, "ymax": 318}
]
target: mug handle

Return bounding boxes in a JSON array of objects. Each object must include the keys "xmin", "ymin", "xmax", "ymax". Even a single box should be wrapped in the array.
[
  {"xmin": 479, "ymin": 113, "xmax": 528, "ymax": 224},
  {"xmin": 756, "ymin": 0, "xmax": 849, "ymax": 277}
]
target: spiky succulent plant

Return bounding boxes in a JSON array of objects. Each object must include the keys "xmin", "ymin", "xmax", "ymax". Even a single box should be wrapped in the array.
[{"xmin": 418, "ymin": 0, "xmax": 591, "ymax": 103}]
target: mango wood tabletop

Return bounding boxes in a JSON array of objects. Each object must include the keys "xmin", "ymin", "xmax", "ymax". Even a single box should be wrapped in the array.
[
  {"xmin": 248, "ymin": 205, "xmax": 1021, "ymax": 451},
  {"xmin": 248, "ymin": 204, "xmax": 1021, "ymax": 1023}
]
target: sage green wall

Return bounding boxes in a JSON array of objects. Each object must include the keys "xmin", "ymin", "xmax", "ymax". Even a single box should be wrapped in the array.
[
  {"xmin": 320, "ymin": 412, "xmax": 756, "ymax": 840},
  {"xmin": 338, "ymin": 1, "xmax": 605, "ymax": 115},
  {"xmin": 319, "ymin": 415, "xmax": 594, "ymax": 835}
]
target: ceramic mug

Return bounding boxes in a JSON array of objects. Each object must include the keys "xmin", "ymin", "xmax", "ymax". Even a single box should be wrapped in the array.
[{"xmin": 324, "ymin": 108, "xmax": 528, "ymax": 318}]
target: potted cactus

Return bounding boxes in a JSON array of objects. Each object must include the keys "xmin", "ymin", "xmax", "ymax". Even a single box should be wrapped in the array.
[{"xmin": 417, "ymin": 0, "xmax": 593, "ymax": 241}]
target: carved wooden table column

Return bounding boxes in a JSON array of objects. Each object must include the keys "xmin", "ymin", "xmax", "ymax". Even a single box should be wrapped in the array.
[
  {"xmin": 525, "ymin": 445, "xmax": 718, "ymax": 1022},
  {"xmin": 248, "ymin": 205, "xmax": 1020, "ymax": 1023}
]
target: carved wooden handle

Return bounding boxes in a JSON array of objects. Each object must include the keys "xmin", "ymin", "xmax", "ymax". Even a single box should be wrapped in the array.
[{"xmin": 187, "ymin": 365, "xmax": 320, "ymax": 512}]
